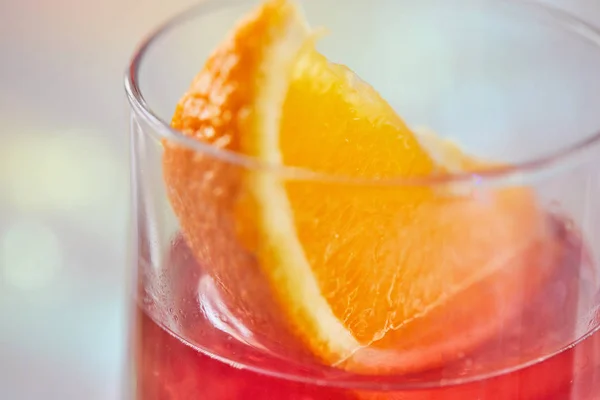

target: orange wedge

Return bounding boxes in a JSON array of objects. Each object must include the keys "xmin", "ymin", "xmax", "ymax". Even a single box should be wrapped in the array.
[{"xmin": 163, "ymin": 0, "xmax": 558, "ymax": 373}]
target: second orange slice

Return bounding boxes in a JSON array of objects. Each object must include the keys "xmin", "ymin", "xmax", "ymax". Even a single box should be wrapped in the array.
[{"xmin": 163, "ymin": 0, "xmax": 558, "ymax": 373}]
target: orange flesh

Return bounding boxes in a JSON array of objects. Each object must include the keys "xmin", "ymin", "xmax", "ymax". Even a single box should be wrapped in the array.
[{"xmin": 163, "ymin": 0, "xmax": 558, "ymax": 373}]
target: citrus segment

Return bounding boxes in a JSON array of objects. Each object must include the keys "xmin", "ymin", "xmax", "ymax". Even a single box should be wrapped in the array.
[{"xmin": 163, "ymin": 0, "xmax": 556, "ymax": 373}]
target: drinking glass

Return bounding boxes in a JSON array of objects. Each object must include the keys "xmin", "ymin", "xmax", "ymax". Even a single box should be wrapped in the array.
[{"xmin": 124, "ymin": 0, "xmax": 600, "ymax": 398}]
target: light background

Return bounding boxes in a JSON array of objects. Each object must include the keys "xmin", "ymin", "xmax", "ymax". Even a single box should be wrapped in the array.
[{"xmin": 0, "ymin": 0, "xmax": 599, "ymax": 399}]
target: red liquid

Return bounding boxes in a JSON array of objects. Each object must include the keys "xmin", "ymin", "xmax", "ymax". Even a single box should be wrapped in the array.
[{"xmin": 134, "ymin": 218, "xmax": 600, "ymax": 399}]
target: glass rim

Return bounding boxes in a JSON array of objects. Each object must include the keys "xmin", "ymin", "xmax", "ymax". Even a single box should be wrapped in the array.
[{"xmin": 124, "ymin": 0, "xmax": 600, "ymax": 187}]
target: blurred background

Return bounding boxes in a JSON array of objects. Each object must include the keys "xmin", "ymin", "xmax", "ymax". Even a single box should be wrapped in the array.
[
  {"xmin": 0, "ymin": 0, "xmax": 599, "ymax": 399},
  {"xmin": 0, "ymin": 0, "xmax": 197, "ymax": 399}
]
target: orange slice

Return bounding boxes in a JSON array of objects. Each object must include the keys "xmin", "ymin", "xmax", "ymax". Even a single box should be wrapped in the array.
[{"xmin": 163, "ymin": 0, "xmax": 557, "ymax": 373}]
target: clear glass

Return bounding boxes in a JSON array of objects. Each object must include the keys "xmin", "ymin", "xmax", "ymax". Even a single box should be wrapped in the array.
[{"xmin": 125, "ymin": 0, "xmax": 600, "ymax": 398}]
